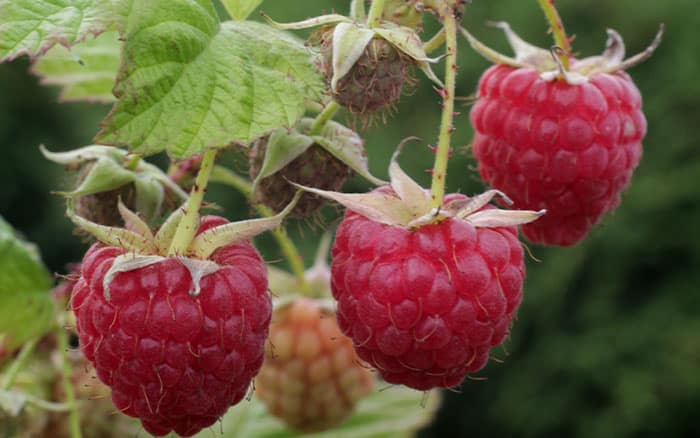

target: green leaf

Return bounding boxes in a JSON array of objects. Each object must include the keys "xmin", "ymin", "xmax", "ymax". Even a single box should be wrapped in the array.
[
  {"xmin": 221, "ymin": 0, "xmax": 264, "ymax": 21},
  {"xmin": 31, "ymin": 30, "xmax": 120, "ymax": 103},
  {"xmin": 194, "ymin": 386, "xmax": 440, "ymax": 437},
  {"xmin": 0, "ymin": 0, "xmax": 122, "ymax": 63},
  {"xmin": 96, "ymin": 0, "xmax": 323, "ymax": 158},
  {"xmin": 0, "ymin": 218, "xmax": 53, "ymax": 354}
]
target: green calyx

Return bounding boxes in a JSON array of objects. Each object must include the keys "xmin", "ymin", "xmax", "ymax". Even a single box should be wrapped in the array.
[
  {"xmin": 249, "ymin": 118, "xmax": 386, "ymax": 217},
  {"xmin": 41, "ymin": 145, "xmax": 188, "ymax": 226},
  {"xmin": 261, "ymin": 11, "xmax": 444, "ymax": 100}
]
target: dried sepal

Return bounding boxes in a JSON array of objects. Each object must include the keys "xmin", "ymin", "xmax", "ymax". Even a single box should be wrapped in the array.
[
  {"xmin": 374, "ymin": 25, "xmax": 444, "ymax": 87},
  {"xmin": 66, "ymin": 200, "xmax": 157, "ymax": 254},
  {"xmin": 102, "ymin": 254, "xmax": 166, "ymax": 300},
  {"xmin": 388, "ymin": 146, "xmax": 430, "ymax": 217},
  {"xmin": 450, "ymin": 189, "xmax": 511, "ymax": 219},
  {"xmin": 293, "ymin": 144, "xmax": 545, "ymax": 231},
  {"xmin": 260, "ymin": 12, "xmax": 351, "ymax": 30},
  {"xmin": 291, "ymin": 182, "xmax": 415, "ymax": 225},
  {"xmin": 311, "ymin": 119, "xmax": 386, "ymax": 186},
  {"xmin": 461, "ymin": 20, "xmax": 663, "ymax": 85},
  {"xmin": 465, "ymin": 209, "xmax": 546, "ymax": 228},
  {"xmin": 102, "ymin": 253, "xmax": 220, "ymax": 301},
  {"xmin": 117, "ymin": 200, "xmax": 154, "ymax": 240},
  {"xmin": 331, "ymin": 23, "xmax": 376, "ymax": 90},
  {"xmin": 488, "ymin": 21, "xmax": 555, "ymax": 68},
  {"xmin": 189, "ymin": 191, "xmax": 303, "ymax": 260}
]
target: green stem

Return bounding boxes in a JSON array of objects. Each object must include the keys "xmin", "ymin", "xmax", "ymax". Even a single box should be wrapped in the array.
[
  {"xmin": 350, "ymin": 0, "xmax": 367, "ymax": 21},
  {"xmin": 124, "ymin": 154, "xmax": 141, "ymax": 171},
  {"xmin": 1, "ymin": 337, "xmax": 39, "ymax": 390},
  {"xmin": 309, "ymin": 101, "xmax": 340, "ymax": 136},
  {"xmin": 537, "ymin": 0, "xmax": 571, "ymax": 69},
  {"xmin": 56, "ymin": 326, "xmax": 81, "ymax": 438},
  {"xmin": 168, "ymin": 149, "xmax": 217, "ymax": 256},
  {"xmin": 424, "ymin": 28, "xmax": 446, "ymax": 54},
  {"xmin": 366, "ymin": 0, "xmax": 386, "ymax": 28},
  {"xmin": 210, "ymin": 166, "xmax": 312, "ymax": 296},
  {"xmin": 429, "ymin": 4, "xmax": 458, "ymax": 210}
]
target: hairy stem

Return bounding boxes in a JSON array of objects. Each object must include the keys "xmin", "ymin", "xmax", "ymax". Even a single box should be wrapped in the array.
[
  {"xmin": 429, "ymin": 4, "xmax": 458, "ymax": 210},
  {"xmin": 57, "ymin": 325, "xmax": 81, "ymax": 438},
  {"xmin": 537, "ymin": 0, "xmax": 570, "ymax": 69},
  {"xmin": 168, "ymin": 149, "xmax": 217, "ymax": 256},
  {"xmin": 366, "ymin": 0, "xmax": 386, "ymax": 28},
  {"xmin": 309, "ymin": 101, "xmax": 340, "ymax": 136},
  {"xmin": 1, "ymin": 337, "xmax": 39, "ymax": 390},
  {"xmin": 210, "ymin": 166, "xmax": 312, "ymax": 296}
]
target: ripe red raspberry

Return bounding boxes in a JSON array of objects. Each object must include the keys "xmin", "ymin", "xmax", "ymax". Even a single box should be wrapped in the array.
[
  {"xmin": 70, "ymin": 216, "xmax": 271, "ymax": 437},
  {"xmin": 471, "ymin": 64, "xmax": 646, "ymax": 245},
  {"xmin": 330, "ymin": 195, "xmax": 525, "ymax": 390},
  {"xmin": 256, "ymin": 298, "xmax": 374, "ymax": 432}
]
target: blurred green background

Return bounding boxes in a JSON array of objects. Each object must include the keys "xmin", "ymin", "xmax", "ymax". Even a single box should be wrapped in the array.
[{"xmin": 1, "ymin": 0, "xmax": 698, "ymax": 437}]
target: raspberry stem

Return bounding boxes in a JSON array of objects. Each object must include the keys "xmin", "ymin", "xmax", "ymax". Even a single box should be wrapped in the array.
[
  {"xmin": 168, "ymin": 148, "xmax": 217, "ymax": 256},
  {"xmin": 56, "ymin": 324, "xmax": 82, "ymax": 438},
  {"xmin": 427, "ymin": 2, "xmax": 458, "ymax": 210},
  {"xmin": 0, "ymin": 336, "xmax": 38, "ymax": 389},
  {"xmin": 424, "ymin": 28, "xmax": 446, "ymax": 54},
  {"xmin": 124, "ymin": 154, "xmax": 141, "ymax": 171},
  {"xmin": 210, "ymin": 165, "xmax": 313, "ymax": 296},
  {"xmin": 350, "ymin": 0, "xmax": 366, "ymax": 21},
  {"xmin": 367, "ymin": 0, "xmax": 386, "ymax": 28},
  {"xmin": 309, "ymin": 101, "xmax": 340, "ymax": 136},
  {"xmin": 536, "ymin": 0, "xmax": 571, "ymax": 70}
]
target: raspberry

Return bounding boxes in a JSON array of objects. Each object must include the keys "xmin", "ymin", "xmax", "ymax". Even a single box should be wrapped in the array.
[
  {"xmin": 71, "ymin": 215, "xmax": 271, "ymax": 437},
  {"xmin": 256, "ymin": 298, "xmax": 373, "ymax": 432},
  {"xmin": 471, "ymin": 64, "xmax": 646, "ymax": 246},
  {"xmin": 330, "ymin": 194, "xmax": 525, "ymax": 390},
  {"xmin": 249, "ymin": 137, "xmax": 353, "ymax": 218},
  {"xmin": 317, "ymin": 31, "xmax": 413, "ymax": 115}
]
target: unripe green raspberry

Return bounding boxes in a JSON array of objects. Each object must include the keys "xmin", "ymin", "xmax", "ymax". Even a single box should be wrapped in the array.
[{"xmin": 256, "ymin": 298, "xmax": 374, "ymax": 432}]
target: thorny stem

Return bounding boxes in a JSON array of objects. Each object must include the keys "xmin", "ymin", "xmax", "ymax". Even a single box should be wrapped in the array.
[
  {"xmin": 57, "ymin": 324, "xmax": 81, "ymax": 438},
  {"xmin": 428, "ymin": 2, "xmax": 458, "ymax": 210},
  {"xmin": 309, "ymin": 101, "xmax": 340, "ymax": 136},
  {"xmin": 537, "ymin": 0, "xmax": 571, "ymax": 69},
  {"xmin": 424, "ymin": 28, "xmax": 446, "ymax": 54},
  {"xmin": 210, "ymin": 166, "xmax": 312, "ymax": 296},
  {"xmin": 1, "ymin": 337, "xmax": 39, "ymax": 390},
  {"xmin": 168, "ymin": 148, "xmax": 217, "ymax": 256},
  {"xmin": 366, "ymin": 0, "xmax": 386, "ymax": 28}
]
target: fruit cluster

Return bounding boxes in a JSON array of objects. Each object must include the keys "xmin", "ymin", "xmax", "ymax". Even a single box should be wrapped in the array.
[{"xmin": 0, "ymin": 1, "xmax": 660, "ymax": 437}]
